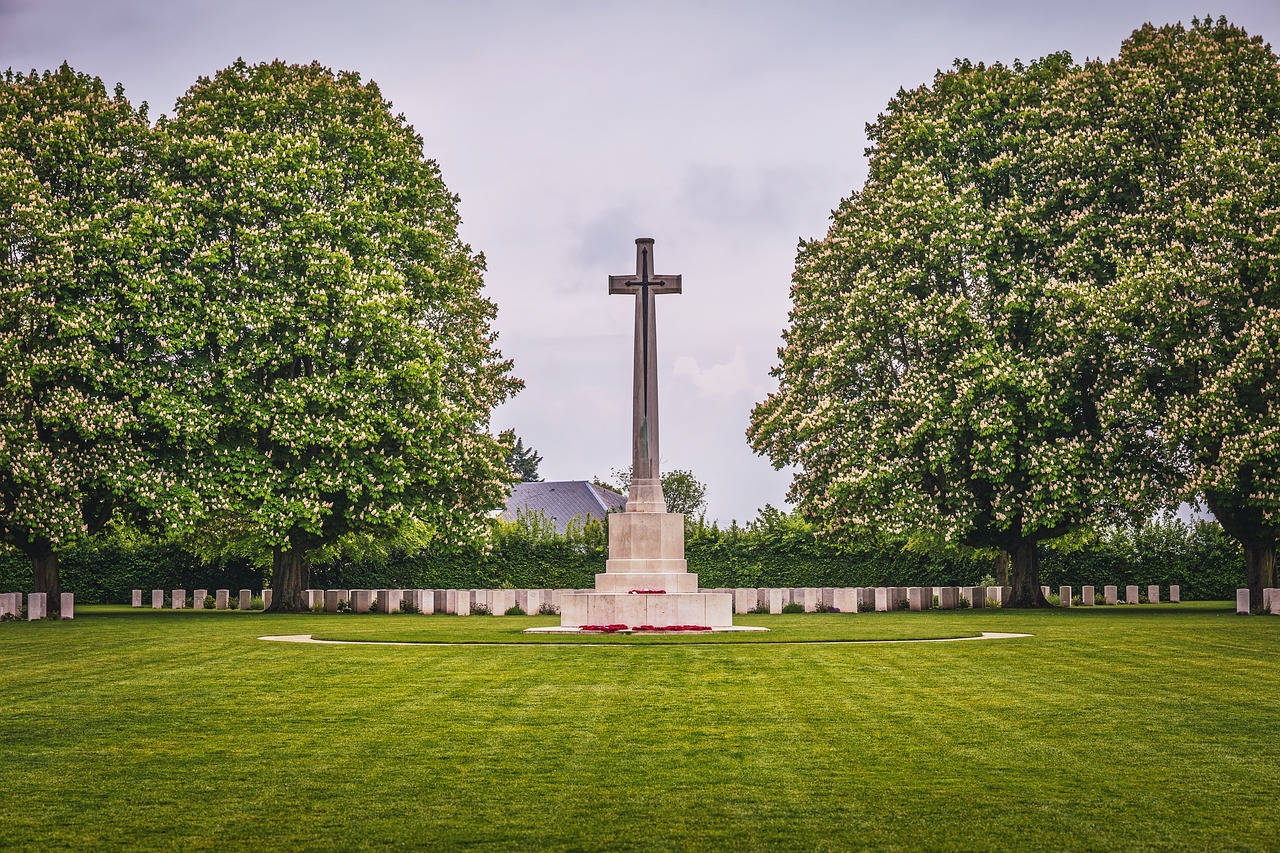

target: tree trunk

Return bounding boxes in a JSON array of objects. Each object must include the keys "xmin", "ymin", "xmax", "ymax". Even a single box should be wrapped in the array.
[
  {"xmin": 265, "ymin": 541, "xmax": 311, "ymax": 613},
  {"xmin": 1243, "ymin": 537, "xmax": 1276, "ymax": 612},
  {"xmin": 994, "ymin": 549, "xmax": 1010, "ymax": 586},
  {"xmin": 1005, "ymin": 540, "xmax": 1050, "ymax": 608},
  {"xmin": 31, "ymin": 539, "xmax": 61, "ymax": 617}
]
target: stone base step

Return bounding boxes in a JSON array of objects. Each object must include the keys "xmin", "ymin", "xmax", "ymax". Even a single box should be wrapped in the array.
[{"xmin": 560, "ymin": 591, "xmax": 734, "ymax": 628}]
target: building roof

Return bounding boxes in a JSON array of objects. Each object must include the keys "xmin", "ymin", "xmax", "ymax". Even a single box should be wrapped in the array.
[{"xmin": 501, "ymin": 480, "xmax": 626, "ymax": 533}]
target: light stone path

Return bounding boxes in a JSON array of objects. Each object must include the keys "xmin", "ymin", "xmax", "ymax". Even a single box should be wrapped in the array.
[{"xmin": 259, "ymin": 631, "xmax": 1033, "ymax": 647}]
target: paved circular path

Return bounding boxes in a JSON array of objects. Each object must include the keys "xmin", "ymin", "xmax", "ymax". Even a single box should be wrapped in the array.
[{"xmin": 260, "ymin": 631, "xmax": 1033, "ymax": 647}]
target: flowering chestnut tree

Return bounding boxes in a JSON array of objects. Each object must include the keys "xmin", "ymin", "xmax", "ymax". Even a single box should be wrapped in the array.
[
  {"xmin": 749, "ymin": 55, "xmax": 1162, "ymax": 606},
  {"xmin": 1097, "ymin": 19, "xmax": 1280, "ymax": 604},
  {"xmin": 143, "ymin": 61, "xmax": 520, "ymax": 610},
  {"xmin": 0, "ymin": 65, "xmax": 155, "ymax": 611}
]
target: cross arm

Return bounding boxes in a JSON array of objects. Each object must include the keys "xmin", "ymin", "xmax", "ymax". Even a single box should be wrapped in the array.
[{"xmin": 608, "ymin": 274, "xmax": 682, "ymax": 295}]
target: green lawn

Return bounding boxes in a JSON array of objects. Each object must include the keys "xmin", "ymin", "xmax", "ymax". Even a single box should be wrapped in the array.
[{"xmin": 2, "ymin": 603, "xmax": 1277, "ymax": 851}]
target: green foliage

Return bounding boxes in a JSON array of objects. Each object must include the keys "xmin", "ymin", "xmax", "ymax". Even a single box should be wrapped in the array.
[
  {"xmin": 608, "ymin": 467, "xmax": 708, "ymax": 516},
  {"xmin": 1, "ymin": 505, "xmax": 1241, "ymax": 600},
  {"xmin": 504, "ymin": 605, "xmax": 526, "ymax": 616},
  {"xmin": 780, "ymin": 602, "xmax": 805, "ymax": 614},
  {"xmin": 140, "ymin": 59, "xmax": 520, "ymax": 604},
  {"xmin": 0, "ymin": 63, "xmax": 157, "ymax": 600},
  {"xmin": 505, "ymin": 435, "xmax": 542, "ymax": 483}
]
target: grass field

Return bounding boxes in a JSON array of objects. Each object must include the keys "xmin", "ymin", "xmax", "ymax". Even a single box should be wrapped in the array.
[{"xmin": 2, "ymin": 602, "xmax": 1278, "ymax": 851}]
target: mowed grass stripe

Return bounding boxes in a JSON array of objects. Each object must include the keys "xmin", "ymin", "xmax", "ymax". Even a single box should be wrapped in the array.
[{"xmin": 0, "ymin": 603, "xmax": 1276, "ymax": 850}]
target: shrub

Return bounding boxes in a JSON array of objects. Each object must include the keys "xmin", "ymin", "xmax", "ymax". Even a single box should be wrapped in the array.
[
  {"xmin": 747, "ymin": 604, "xmax": 771, "ymax": 614},
  {"xmin": 504, "ymin": 605, "xmax": 526, "ymax": 616},
  {"xmin": 202, "ymin": 595, "xmax": 215, "ymax": 609},
  {"xmin": 537, "ymin": 602, "xmax": 560, "ymax": 616},
  {"xmin": 248, "ymin": 597, "xmax": 265, "ymax": 611},
  {"xmin": 310, "ymin": 600, "xmax": 325, "ymax": 613},
  {"xmin": 400, "ymin": 598, "xmax": 421, "ymax": 614},
  {"xmin": 336, "ymin": 599, "xmax": 352, "ymax": 613},
  {"xmin": 368, "ymin": 599, "xmax": 380, "ymax": 613},
  {"xmin": 471, "ymin": 603, "xmax": 492, "ymax": 616},
  {"xmin": 781, "ymin": 602, "xmax": 805, "ymax": 614}
]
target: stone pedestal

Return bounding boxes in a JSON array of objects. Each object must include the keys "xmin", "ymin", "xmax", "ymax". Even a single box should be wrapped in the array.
[{"xmin": 555, "ymin": 511, "xmax": 735, "ymax": 629}]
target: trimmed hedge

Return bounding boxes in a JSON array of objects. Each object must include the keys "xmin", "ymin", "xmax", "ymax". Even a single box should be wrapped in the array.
[{"xmin": 0, "ymin": 513, "xmax": 1244, "ymax": 602}]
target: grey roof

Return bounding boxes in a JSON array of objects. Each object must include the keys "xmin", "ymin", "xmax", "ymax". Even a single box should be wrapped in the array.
[{"xmin": 501, "ymin": 481, "xmax": 626, "ymax": 533}]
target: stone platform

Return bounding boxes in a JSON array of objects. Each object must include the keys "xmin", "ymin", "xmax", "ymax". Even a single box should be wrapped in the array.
[
  {"xmin": 529, "ymin": 505, "xmax": 756, "ymax": 632},
  {"xmin": 525, "ymin": 624, "xmax": 768, "ymax": 634}
]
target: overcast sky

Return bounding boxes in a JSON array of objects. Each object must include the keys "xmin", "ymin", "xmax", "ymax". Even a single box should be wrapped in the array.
[{"xmin": 4, "ymin": 0, "xmax": 1279, "ymax": 524}]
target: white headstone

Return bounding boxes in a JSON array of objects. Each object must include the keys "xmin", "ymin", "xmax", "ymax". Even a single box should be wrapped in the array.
[
  {"xmin": 1147, "ymin": 584, "xmax": 1160, "ymax": 604},
  {"xmin": 152, "ymin": 589, "xmax": 164, "ymax": 609},
  {"xmin": 131, "ymin": 589, "xmax": 142, "ymax": 607},
  {"xmin": 216, "ymin": 589, "xmax": 229, "ymax": 610},
  {"xmin": 303, "ymin": 589, "xmax": 323, "ymax": 609},
  {"xmin": 28, "ymin": 592, "xmax": 46, "ymax": 620},
  {"xmin": 490, "ymin": 589, "xmax": 516, "ymax": 615},
  {"xmin": 1081, "ymin": 585, "xmax": 1095, "ymax": 606},
  {"xmin": 0, "ymin": 593, "xmax": 17, "ymax": 618},
  {"xmin": 1125, "ymin": 585, "xmax": 1139, "ymax": 605},
  {"xmin": 351, "ymin": 590, "xmax": 372, "ymax": 613},
  {"xmin": 937, "ymin": 587, "xmax": 957, "ymax": 610},
  {"xmin": 832, "ymin": 587, "xmax": 858, "ymax": 613},
  {"xmin": 766, "ymin": 588, "xmax": 784, "ymax": 614},
  {"xmin": 1270, "ymin": 590, "xmax": 1280, "ymax": 617},
  {"xmin": 908, "ymin": 587, "xmax": 927, "ymax": 612},
  {"xmin": 194, "ymin": 589, "xmax": 208, "ymax": 608},
  {"xmin": 172, "ymin": 589, "xmax": 186, "ymax": 609},
  {"xmin": 1104, "ymin": 585, "xmax": 1118, "ymax": 605},
  {"xmin": 377, "ymin": 589, "xmax": 403, "ymax": 614},
  {"xmin": 60, "ymin": 592, "xmax": 74, "ymax": 619},
  {"xmin": 1170, "ymin": 584, "xmax": 1181, "ymax": 603},
  {"xmin": 262, "ymin": 589, "xmax": 273, "ymax": 609},
  {"xmin": 1237, "ymin": 588, "xmax": 1250, "ymax": 615},
  {"xmin": 1059, "ymin": 586, "xmax": 1071, "ymax": 607},
  {"xmin": 324, "ymin": 589, "xmax": 345, "ymax": 612},
  {"xmin": 733, "ymin": 588, "xmax": 755, "ymax": 615}
]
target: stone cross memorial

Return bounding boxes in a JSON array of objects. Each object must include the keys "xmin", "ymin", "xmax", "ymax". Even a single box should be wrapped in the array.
[{"xmin": 546, "ymin": 238, "xmax": 745, "ymax": 632}]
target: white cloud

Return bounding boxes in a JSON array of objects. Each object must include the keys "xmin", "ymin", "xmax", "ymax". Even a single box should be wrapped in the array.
[{"xmin": 673, "ymin": 345, "xmax": 763, "ymax": 399}]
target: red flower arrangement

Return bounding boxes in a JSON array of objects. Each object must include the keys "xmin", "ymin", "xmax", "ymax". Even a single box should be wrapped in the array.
[
  {"xmin": 577, "ymin": 624, "xmax": 713, "ymax": 633},
  {"xmin": 627, "ymin": 589, "xmax": 667, "ymax": 595}
]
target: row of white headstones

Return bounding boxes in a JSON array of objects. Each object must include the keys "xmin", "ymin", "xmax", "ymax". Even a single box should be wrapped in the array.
[
  {"xmin": 121, "ymin": 584, "xmax": 1202, "ymax": 614},
  {"xmin": 2, "ymin": 585, "xmax": 1274, "ymax": 618},
  {"xmin": 0, "ymin": 592, "xmax": 74, "ymax": 620}
]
